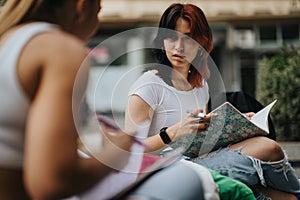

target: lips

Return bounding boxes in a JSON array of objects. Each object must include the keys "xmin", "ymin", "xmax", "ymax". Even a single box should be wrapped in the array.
[{"xmin": 172, "ymin": 54, "xmax": 185, "ymax": 60}]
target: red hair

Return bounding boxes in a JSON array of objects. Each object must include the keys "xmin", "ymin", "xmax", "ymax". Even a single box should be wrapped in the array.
[
  {"xmin": 181, "ymin": 4, "xmax": 213, "ymax": 88},
  {"xmin": 153, "ymin": 3, "xmax": 213, "ymax": 88}
]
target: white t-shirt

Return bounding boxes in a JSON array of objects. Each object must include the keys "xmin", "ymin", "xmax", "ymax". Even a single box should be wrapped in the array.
[{"xmin": 128, "ymin": 70, "xmax": 210, "ymax": 137}]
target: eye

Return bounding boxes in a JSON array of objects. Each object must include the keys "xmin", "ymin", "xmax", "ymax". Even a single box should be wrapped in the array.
[
  {"xmin": 182, "ymin": 35, "xmax": 193, "ymax": 43},
  {"xmin": 165, "ymin": 33, "xmax": 178, "ymax": 41}
]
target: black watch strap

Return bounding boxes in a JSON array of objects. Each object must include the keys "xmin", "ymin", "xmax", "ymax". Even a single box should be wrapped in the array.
[{"xmin": 159, "ymin": 127, "xmax": 171, "ymax": 144}]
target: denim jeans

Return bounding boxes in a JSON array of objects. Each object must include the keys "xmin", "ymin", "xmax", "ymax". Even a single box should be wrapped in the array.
[
  {"xmin": 193, "ymin": 147, "xmax": 300, "ymax": 200},
  {"xmin": 128, "ymin": 162, "xmax": 206, "ymax": 200}
]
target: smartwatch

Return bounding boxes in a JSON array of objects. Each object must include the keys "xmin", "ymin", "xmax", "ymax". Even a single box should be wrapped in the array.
[{"xmin": 159, "ymin": 127, "xmax": 171, "ymax": 144}]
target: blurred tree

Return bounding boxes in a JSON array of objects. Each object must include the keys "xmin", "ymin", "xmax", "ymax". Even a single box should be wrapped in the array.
[{"xmin": 256, "ymin": 46, "xmax": 300, "ymax": 141}]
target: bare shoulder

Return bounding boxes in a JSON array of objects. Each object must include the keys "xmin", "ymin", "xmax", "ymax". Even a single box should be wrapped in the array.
[
  {"xmin": 29, "ymin": 30, "xmax": 88, "ymax": 73},
  {"xmin": 23, "ymin": 30, "xmax": 90, "ymax": 92},
  {"xmin": 43, "ymin": 30, "xmax": 86, "ymax": 53}
]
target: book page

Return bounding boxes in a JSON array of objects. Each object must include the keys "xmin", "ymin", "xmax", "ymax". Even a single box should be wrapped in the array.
[{"xmin": 250, "ymin": 100, "xmax": 277, "ymax": 133}]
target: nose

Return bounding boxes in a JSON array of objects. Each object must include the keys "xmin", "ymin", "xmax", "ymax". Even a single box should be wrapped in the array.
[{"xmin": 175, "ymin": 38, "xmax": 184, "ymax": 52}]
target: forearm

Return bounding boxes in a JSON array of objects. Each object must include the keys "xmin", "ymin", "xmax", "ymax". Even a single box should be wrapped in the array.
[
  {"xmin": 144, "ymin": 127, "xmax": 177, "ymax": 153},
  {"xmin": 145, "ymin": 134, "xmax": 167, "ymax": 153},
  {"xmin": 26, "ymin": 156, "xmax": 114, "ymax": 199}
]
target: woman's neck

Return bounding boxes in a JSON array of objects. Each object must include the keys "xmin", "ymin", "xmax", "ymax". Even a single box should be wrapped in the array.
[{"xmin": 171, "ymin": 69, "xmax": 192, "ymax": 91}]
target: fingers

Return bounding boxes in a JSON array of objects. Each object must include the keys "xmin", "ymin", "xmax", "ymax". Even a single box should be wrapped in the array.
[
  {"xmin": 197, "ymin": 122, "xmax": 209, "ymax": 131},
  {"xmin": 185, "ymin": 123, "xmax": 209, "ymax": 134},
  {"xmin": 205, "ymin": 113, "xmax": 215, "ymax": 119},
  {"xmin": 174, "ymin": 109, "xmax": 212, "ymax": 139},
  {"xmin": 190, "ymin": 113, "xmax": 211, "ymax": 124},
  {"xmin": 187, "ymin": 108, "xmax": 215, "ymax": 121},
  {"xmin": 187, "ymin": 111, "xmax": 211, "ymax": 132},
  {"xmin": 244, "ymin": 112, "xmax": 255, "ymax": 120},
  {"xmin": 187, "ymin": 108, "xmax": 204, "ymax": 117},
  {"xmin": 187, "ymin": 117, "xmax": 209, "ymax": 131}
]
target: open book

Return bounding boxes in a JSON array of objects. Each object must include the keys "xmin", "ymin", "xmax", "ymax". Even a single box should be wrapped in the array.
[{"xmin": 170, "ymin": 100, "xmax": 277, "ymax": 158}]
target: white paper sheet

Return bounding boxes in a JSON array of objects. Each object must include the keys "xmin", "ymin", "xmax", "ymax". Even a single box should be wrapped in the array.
[{"xmin": 251, "ymin": 100, "xmax": 277, "ymax": 133}]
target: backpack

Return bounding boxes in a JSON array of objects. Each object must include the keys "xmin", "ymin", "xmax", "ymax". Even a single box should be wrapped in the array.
[{"xmin": 209, "ymin": 91, "xmax": 276, "ymax": 141}]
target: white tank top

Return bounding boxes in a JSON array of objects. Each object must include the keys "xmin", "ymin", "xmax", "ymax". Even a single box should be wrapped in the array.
[{"xmin": 0, "ymin": 22, "xmax": 58, "ymax": 168}]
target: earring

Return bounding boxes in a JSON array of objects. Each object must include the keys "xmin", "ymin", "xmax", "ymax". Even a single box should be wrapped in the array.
[{"xmin": 198, "ymin": 48, "xmax": 203, "ymax": 56}]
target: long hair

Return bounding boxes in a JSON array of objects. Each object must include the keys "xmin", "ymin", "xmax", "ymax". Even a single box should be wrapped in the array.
[
  {"xmin": 0, "ymin": 0, "xmax": 63, "ymax": 36},
  {"xmin": 152, "ymin": 3, "xmax": 213, "ymax": 88},
  {"xmin": 0, "ymin": 0, "xmax": 36, "ymax": 36}
]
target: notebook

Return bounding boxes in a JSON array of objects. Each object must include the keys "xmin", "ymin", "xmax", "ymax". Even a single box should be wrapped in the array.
[{"xmin": 170, "ymin": 100, "xmax": 277, "ymax": 158}]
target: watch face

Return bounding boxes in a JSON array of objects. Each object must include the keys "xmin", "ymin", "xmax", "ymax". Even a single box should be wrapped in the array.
[{"xmin": 160, "ymin": 127, "xmax": 171, "ymax": 144}]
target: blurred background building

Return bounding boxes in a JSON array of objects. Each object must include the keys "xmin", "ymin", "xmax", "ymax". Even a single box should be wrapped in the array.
[{"xmin": 86, "ymin": 0, "xmax": 300, "ymax": 113}]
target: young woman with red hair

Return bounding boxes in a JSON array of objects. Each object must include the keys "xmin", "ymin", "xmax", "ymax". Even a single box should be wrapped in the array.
[{"xmin": 125, "ymin": 3, "xmax": 300, "ymax": 200}]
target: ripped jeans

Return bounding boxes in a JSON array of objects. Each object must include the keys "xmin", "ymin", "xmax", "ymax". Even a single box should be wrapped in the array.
[{"xmin": 193, "ymin": 147, "xmax": 300, "ymax": 200}]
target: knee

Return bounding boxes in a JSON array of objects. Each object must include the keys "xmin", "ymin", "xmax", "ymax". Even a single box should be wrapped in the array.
[
  {"xmin": 258, "ymin": 137, "xmax": 284, "ymax": 162},
  {"xmin": 236, "ymin": 136, "xmax": 285, "ymax": 162}
]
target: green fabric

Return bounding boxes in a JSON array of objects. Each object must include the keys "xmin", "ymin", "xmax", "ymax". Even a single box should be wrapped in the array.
[{"xmin": 208, "ymin": 168, "xmax": 256, "ymax": 200}]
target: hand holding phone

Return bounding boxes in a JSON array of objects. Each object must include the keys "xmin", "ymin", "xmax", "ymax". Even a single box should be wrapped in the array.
[
  {"xmin": 197, "ymin": 112, "xmax": 210, "ymax": 123},
  {"xmin": 96, "ymin": 114, "xmax": 147, "ymax": 148}
]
